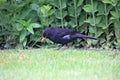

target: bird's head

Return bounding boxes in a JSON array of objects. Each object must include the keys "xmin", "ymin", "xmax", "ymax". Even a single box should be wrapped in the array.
[{"xmin": 41, "ymin": 28, "xmax": 51, "ymax": 42}]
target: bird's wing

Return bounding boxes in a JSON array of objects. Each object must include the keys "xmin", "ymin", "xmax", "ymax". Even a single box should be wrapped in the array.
[
  {"xmin": 62, "ymin": 34, "xmax": 71, "ymax": 40},
  {"xmin": 54, "ymin": 28, "xmax": 77, "ymax": 37}
]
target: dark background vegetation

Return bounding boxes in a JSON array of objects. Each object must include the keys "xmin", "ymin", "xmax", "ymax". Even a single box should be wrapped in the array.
[{"xmin": 0, "ymin": 0, "xmax": 120, "ymax": 49}]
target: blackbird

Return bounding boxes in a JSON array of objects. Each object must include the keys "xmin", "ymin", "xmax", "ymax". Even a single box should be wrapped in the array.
[{"xmin": 41, "ymin": 27, "xmax": 97, "ymax": 45}]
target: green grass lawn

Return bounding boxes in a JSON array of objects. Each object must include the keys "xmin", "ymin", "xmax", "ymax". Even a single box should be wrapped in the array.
[{"xmin": 0, "ymin": 48, "xmax": 120, "ymax": 80}]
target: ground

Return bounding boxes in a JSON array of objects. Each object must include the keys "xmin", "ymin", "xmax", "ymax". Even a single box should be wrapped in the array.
[{"xmin": 0, "ymin": 48, "xmax": 120, "ymax": 80}]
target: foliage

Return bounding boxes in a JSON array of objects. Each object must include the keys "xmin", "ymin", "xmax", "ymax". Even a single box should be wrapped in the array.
[{"xmin": 0, "ymin": 0, "xmax": 120, "ymax": 49}]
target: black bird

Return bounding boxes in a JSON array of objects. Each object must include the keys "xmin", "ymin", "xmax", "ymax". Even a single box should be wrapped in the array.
[{"xmin": 41, "ymin": 27, "xmax": 97, "ymax": 46}]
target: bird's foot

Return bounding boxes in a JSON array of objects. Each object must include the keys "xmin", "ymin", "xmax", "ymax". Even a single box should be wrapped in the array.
[
  {"xmin": 61, "ymin": 46, "xmax": 68, "ymax": 50},
  {"xmin": 56, "ymin": 44, "xmax": 69, "ymax": 50},
  {"xmin": 60, "ymin": 45, "xmax": 69, "ymax": 50}
]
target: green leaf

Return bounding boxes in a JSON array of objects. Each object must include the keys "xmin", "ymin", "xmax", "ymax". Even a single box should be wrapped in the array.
[
  {"xmin": 102, "ymin": 0, "xmax": 112, "ymax": 4},
  {"xmin": 98, "ymin": 23, "xmax": 107, "ymax": 29},
  {"xmin": 41, "ymin": 5, "xmax": 52, "ymax": 13},
  {"xmin": 27, "ymin": 19, "xmax": 32, "ymax": 24},
  {"xmin": 48, "ymin": 9, "xmax": 56, "ymax": 16},
  {"xmin": 40, "ymin": 5, "xmax": 51, "ymax": 17},
  {"xmin": 20, "ymin": 30, "xmax": 28, "ymax": 43},
  {"xmin": 17, "ymin": 20, "xmax": 27, "ymax": 27},
  {"xmin": 89, "ymin": 26, "xmax": 95, "ymax": 33},
  {"xmin": 27, "ymin": 25, "xmax": 34, "ymax": 34},
  {"xmin": 96, "ymin": 16, "xmax": 102, "ymax": 24},
  {"xmin": 110, "ymin": 17, "xmax": 116, "ymax": 20},
  {"xmin": 55, "ymin": 10, "xmax": 67, "ymax": 19},
  {"xmin": 84, "ymin": 17, "xmax": 94, "ymax": 26},
  {"xmin": 68, "ymin": 6, "xmax": 74, "ymax": 17},
  {"xmin": 18, "ymin": 19, "xmax": 34, "ymax": 34},
  {"xmin": 68, "ymin": 18, "xmax": 76, "ymax": 27},
  {"xmin": 83, "ymin": 4, "xmax": 92, "ymax": 13},
  {"xmin": 60, "ymin": 0, "xmax": 67, "ymax": 9},
  {"xmin": 23, "ymin": 38, "xmax": 27, "ymax": 47},
  {"xmin": 102, "ymin": 0, "xmax": 119, "ymax": 6},
  {"xmin": 30, "ymin": 23, "xmax": 41, "ymax": 28},
  {"xmin": 40, "ymin": 5, "xmax": 55, "ymax": 17},
  {"xmin": 77, "ymin": 0, "xmax": 83, "ymax": 7},
  {"xmin": 110, "ymin": 11, "xmax": 119, "ymax": 19},
  {"xmin": 83, "ymin": 3, "xmax": 98, "ymax": 13},
  {"xmin": 85, "ymin": 16, "xmax": 101, "ymax": 26}
]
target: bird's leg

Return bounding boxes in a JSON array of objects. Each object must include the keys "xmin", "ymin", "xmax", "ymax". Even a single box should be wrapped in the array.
[
  {"xmin": 57, "ymin": 44, "xmax": 64, "ymax": 50},
  {"xmin": 57, "ymin": 44, "xmax": 65, "ymax": 50},
  {"xmin": 61, "ymin": 44, "xmax": 69, "ymax": 49}
]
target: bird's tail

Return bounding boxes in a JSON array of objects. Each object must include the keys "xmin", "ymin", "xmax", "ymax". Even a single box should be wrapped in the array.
[{"xmin": 73, "ymin": 33, "xmax": 98, "ymax": 40}]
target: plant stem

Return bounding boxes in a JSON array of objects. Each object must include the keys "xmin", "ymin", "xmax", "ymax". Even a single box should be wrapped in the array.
[
  {"xmin": 104, "ymin": 3, "xmax": 109, "ymax": 42},
  {"xmin": 104, "ymin": 4, "xmax": 108, "ymax": 26},
  {"xmin": 47, "ymin": 16, "xmax": 48, "ymax": 26},
  {"xmin": 73, "ymin": 0, "xmax": 78, "ymax": 28},
  {"xmin": 115, "ymin": 6, "xmax": 120, "ymax": 47},
  {"xmin": 12, "ymin": 0, "xmax": 17, "ymax": 21},
  {"xmin": 59, "ymin": 0, "xmax": 63, "ymax": 27},
  {"xmin": 91, "ymin": 0, "xmax": 96, "ymax": 35}
]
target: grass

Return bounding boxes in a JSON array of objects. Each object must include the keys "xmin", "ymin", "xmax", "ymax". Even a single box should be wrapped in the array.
[{"xmin": 0, "ymin": 48, "xmax": 120, "ymax": 80}]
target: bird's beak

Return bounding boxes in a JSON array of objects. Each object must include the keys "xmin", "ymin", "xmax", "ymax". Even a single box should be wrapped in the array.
[{"xmin": 41, "ymin": 37, "xmax": 46, "ymax": 42}]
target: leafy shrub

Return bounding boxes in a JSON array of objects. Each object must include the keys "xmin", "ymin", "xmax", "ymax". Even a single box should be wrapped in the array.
[{"xmin": 0, "ymin": 0, "xmax": 120, "ymax": 49}]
